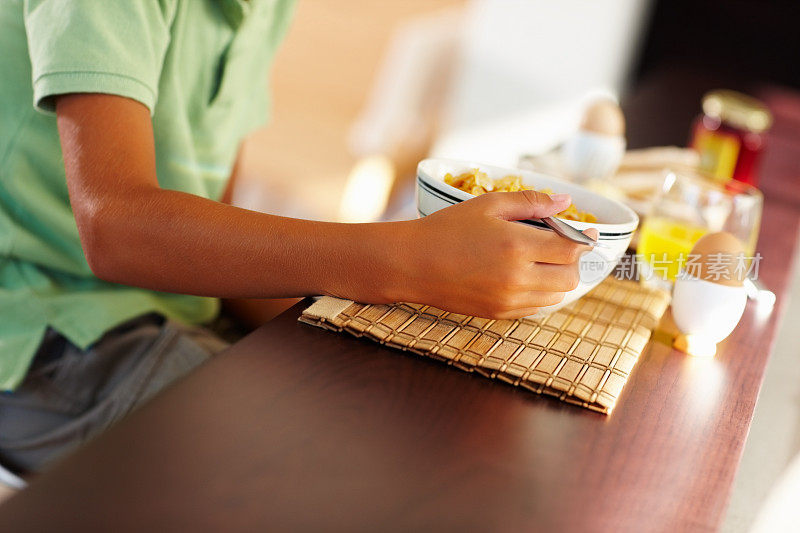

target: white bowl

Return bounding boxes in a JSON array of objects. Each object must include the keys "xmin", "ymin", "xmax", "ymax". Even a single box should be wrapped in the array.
[{"xmin": 416, "ymin": 158, "xmax": 639, "ymax": 314}]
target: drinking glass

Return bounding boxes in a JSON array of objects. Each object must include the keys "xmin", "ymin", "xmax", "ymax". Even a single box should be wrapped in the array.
[{"xmin": 636, "ymin": 170, "xmax": 763, "ymax": 288}]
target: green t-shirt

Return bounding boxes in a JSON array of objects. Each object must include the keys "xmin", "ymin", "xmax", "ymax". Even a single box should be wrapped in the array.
[{"xmin": 0, "ymin": 0, "xmax": 295, "ymax": 390}]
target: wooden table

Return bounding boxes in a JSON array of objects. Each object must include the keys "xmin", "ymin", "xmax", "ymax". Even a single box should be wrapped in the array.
[{"xmin": 1, "ymin": 72, "xmax": 799, "ymax": 532}]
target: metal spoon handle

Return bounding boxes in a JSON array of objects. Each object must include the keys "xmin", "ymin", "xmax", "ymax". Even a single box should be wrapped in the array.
[{"xmin": 538, "ymin": 216, "xmax": 599, "ymax": 247}]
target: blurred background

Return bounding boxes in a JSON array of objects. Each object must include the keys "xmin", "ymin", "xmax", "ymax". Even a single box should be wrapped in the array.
[
  {"xmin": 231, "ymin": 1, "xmax": 800, "ymax": 531},
  {"xmin": 234, "ymin": 0, "xmax": 800, "ymax": 223}
]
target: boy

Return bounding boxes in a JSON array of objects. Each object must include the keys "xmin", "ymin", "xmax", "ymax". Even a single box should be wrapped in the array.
[{"xmin": 0, "ymin": 0, "xmax": 591, "ymax": 474}]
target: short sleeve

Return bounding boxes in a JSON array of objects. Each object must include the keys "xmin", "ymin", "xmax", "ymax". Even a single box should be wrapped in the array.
[{"xmin": 23, "ymin": 0, "xmax": 177, "ymax": 114}]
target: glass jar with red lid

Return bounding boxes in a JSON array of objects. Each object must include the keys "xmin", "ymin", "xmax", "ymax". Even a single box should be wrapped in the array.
[{"xmin": 690, "ymin": 90, "xmax": 772, "ymax": 187}]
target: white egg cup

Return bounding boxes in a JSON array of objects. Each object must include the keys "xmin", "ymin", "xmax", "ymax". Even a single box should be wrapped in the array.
[
  {"xmin": 671, "ymin": 275, "xmax": 747, "ymax": 357},
  {"xmin": 561, "ymin": 131, "xmax": 626, "ymax": 183}
]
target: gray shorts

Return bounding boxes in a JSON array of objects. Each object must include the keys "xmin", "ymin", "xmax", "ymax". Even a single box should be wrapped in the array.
[{"xmin": 0, "ymin": 315, "xmax": 229, "ymax": 475}]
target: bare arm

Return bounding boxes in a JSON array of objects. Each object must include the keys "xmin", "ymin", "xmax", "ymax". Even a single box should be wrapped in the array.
[
  {"xmin": 57, "ymin": 94, "xmax": 590, "ymax": 319},
  {"xmin": 219, "ymin": 142, "xmax": 302, "ymax": 326}
]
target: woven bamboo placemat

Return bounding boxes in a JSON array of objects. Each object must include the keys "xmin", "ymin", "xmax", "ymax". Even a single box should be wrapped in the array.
[{"xmin": 299, "ymin": 277, "xmax": 670, "ymax": 414}]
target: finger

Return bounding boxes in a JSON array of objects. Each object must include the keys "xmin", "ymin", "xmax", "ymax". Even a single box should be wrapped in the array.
[
  {"xmin": 583, "ymin": 228, "xmax": 599, "ymax": 242},
  {"xmin": 523, "ymin": 290, "xmax": 567, "ymax": 308},
  {"xmin": 486, "ymin": 190, "xmax": 572, "ymax": 221},
  {"xmin": 505, "ymin": 223, "xmax": 593, "ymax": 264},
  {"xmin": 496, "ymin": 290, "xmax": 565, "ymax": 311},
  {"xmin": 530, "ymin": 262, "xmax": 581, "ymax": 292},
  {"xmin": 494, "ymin": 307, "xmax": 542, "ymax": 320},
  {"xmin": 494, "ymin": 291, "xmax": 566, "ymax": 319}
]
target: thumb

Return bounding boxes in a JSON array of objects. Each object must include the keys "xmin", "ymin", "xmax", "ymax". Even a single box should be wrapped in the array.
[
  {"xmin": 582, "ymin": 228, "xmax": 599, "ymax": 241},
  {"xmin": 490, "ymin": 190, "xmax": 572, "ymax": 221}
]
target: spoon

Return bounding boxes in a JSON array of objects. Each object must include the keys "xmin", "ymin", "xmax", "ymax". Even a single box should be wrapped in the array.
[{"xmin": 536, "ymin": 216, "xmax": 604, "ymax": 247}]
